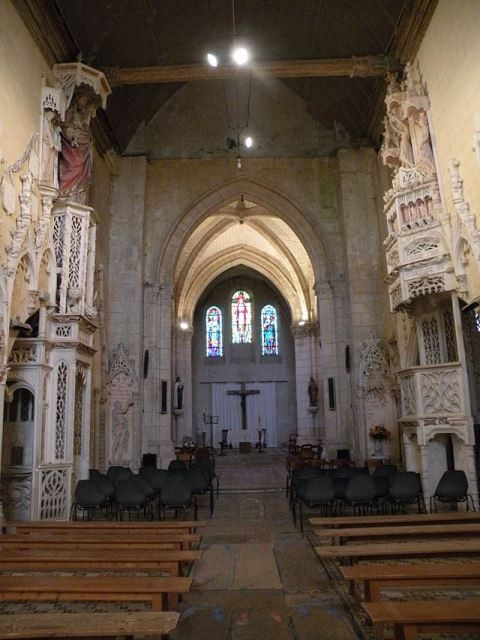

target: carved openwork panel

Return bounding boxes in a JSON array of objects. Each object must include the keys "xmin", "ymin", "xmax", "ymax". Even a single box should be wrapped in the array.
[
  {"xmin": 73, "ymin": 368, "xmax": 85, "ymax": 456},
  {"xmin": 400, "ymin": 374, "xmax": 416, "ymax": 416},
  {"xmin": 420, "ymin": 368, "xmax": 462, "ymax": 414},
  {"xmin": 421, "ymin": 317, "xmax": 441, "ymax": 365},
  {"xmin": 408, "ymin": 275, "xmax": 445, "ymax": 299},
  {"xmin": 39, "ymin": 467, "xmax": 69, "ymax": 519},
  {"xmin": 8, "ymin": 345, "xmax": 37, "ymax": 364},
  {"xmin": 54, "ymin": 361, "xmax": 68, "ymax": 461}
]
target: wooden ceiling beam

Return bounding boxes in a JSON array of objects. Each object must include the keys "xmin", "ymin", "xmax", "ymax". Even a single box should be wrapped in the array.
[{"xmin": 105, "ymin": 54, "xmax": 400, "ymax": 86}]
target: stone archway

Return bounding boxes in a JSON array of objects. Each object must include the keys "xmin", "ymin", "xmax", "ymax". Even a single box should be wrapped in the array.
[{"xmin": 146, "ymin": 177, "xmax": 341, "ymax": 465}]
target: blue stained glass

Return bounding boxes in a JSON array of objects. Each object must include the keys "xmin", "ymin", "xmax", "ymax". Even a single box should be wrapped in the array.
[
  {"xmin": 261, "ymin": 304, "xmax": 278, "ymax": 355},
  {"xmin": 206, "ymin": 306, "xmax": 223, "ymax": 356},
  {"xmin": 231, "ymin": 290, "xmax": 252, "ymax": 343}
]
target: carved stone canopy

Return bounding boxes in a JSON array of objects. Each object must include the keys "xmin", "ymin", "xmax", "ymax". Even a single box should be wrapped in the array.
[{"xmin": 53, "ymin": 62, "xmax": 111, "ymax": 111}]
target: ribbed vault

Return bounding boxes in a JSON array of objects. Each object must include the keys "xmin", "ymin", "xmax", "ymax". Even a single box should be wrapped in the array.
[{"xmin": 175, "ymin": 197, "xmax": 315, "ymax": 325}]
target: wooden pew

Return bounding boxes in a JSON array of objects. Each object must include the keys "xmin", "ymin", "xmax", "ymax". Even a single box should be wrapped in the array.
[
  {"xmin": 0, "ymin": 611, "xmax": 180, "ymax": 639},
  {"xmin": 310, "ymin": 511, "xmax": 480, "ymax": 529},
  {"xmin": 0, "ymin": 575, "xmax": 192, "ymax": 611},
  {"xmin": 315, "ymin": 540, "xmax": 480, "ymax": 565},
  {"xmin": 340, "ymin": 562, "xmax": 480, "ymax": 601},
  {"xmin": 4, "ymin": 520, "xmax": 207, "ymax": 535},
  {"xmin": 363, "ymin": 600, "xmax": 480, "ymax": 640},
  {"xmin": 316, "ymin": 522, "xmax": 480, "ymax": 545},
  {"xmin": 0, "ymin": 532, "xmax": 200, "ymax": 551},
  {"xmin": 0, "ymin": 547, "xmax": 202, "ymax": 575}
]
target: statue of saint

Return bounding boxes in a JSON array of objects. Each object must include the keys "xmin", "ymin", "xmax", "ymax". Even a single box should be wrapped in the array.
[
  {"xmin": 308, "ymin": 376, "xmax": 318, "ymax": 407},
  {"xmin": 174, "ymin": 376, "xmax": 184, "ymax": 410},
  {"xmin": 417, "ymin": 111, "xmax": 435, "ymax": 169},
  {"xmin": 111, "ymin": 400, "xmax": 130, "ymax": 463},
  {"xmin": 389, "ymin": 109, "xmax": 414, "ymax": 168},
  {"xmin": 59, "ymin": 88, "xmax": 99, "ymax": 197},
  {"xmin": 40, "ymin": 109, "xmax": 61, "ymax": 187}
]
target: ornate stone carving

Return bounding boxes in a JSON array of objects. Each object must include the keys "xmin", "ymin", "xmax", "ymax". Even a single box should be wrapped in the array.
[
  {"xmin": 407, "ymin": 275, "xmax": 445, "ymax": 299},
  {"xmin": 39, "ymin": 467, "xmax": 69, "ymax": 520},
  {"xmin": 400, "ymin": 374, "xmax": 416, "ymax": 416},
  {"xmin": 107, "ymin": 343, "xmax": 138, "ymax": 466},
  {"xmin": 420, "ymin": 368, "xmax": 462, "ymax": 414},
  {"xmin": 8, "ymin": 345, "xmax": 37, "ymax": 364},
  {"xmin": 5, "ymin": 174, "xmax": 33, "ymax": 279},
  {"xmin": 448, "ymin": 159, "xmax": 480, "ymax": 266}
]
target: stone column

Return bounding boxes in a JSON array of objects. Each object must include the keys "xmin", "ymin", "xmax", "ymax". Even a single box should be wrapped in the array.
[
  {"xmin": 292, "ymin": 322, "xmax": 319, "ymax": 444},
  {"xmin": 172, "ymin": 325, "xmax": 193, "ymax": 445},
  {"xmin": 0, "ymin": 366, "xmax": 10, "ymax": 523},
  {"xmin": 143, "ymin": 283, "xmax": 175, "ymax": 468},
  {"xmin": 315, "ymin": 280, "xmax": 344, "ymax": 455}
]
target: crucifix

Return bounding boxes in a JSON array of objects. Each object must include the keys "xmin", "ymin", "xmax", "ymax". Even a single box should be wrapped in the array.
[{"xmin": 228, "ymin": 382, "xmax": 260, "ymax": 430}]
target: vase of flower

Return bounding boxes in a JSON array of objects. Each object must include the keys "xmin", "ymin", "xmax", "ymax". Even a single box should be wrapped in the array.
[
  {"xmin": 369, "ymin": 425, "xmax": 391, "ymax": 458},
  {"xmin": 374, "ymin": 438, "xmax": 385, "ymax": 457}
]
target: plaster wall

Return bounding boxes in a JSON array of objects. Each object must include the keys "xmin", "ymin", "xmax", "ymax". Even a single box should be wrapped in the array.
[
  {"xmin": 416, "ymin": 0, "xmax": 480, "ymax": 294},
  {"xmin": 0, "ymin": 0, "xmax": 51, "ymax": 262},
  {"xmin": 127, "ymin": 78, "xmax": 336, "ymax": 160}
]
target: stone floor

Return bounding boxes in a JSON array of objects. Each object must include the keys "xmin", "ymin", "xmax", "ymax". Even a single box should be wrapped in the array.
[{"xmin": 173, "ymin": 449, "xmax": 361, "ymax": 640}]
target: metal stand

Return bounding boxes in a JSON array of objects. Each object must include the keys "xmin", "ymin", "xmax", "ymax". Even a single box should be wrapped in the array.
[
  {"xmin": 204, "ymin": 415, "xmax": 219, "ymax": 451},
  {"xmin": 219, "ymin": 428, "xmax": 230, "ymax": 456},
  {"xmin": 256, "ymin": 429, "xmax": 267, "ymax": 452}
]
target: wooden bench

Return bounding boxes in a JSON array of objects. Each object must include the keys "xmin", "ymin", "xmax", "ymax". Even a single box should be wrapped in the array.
[
  {"xmin": 0, "ymin": 547, "xmax": 202, "ymax": 575},
  {"xmin": 363, "ymin": 599, "xmax": 480, "ymax": 640},
  {"xmin": 0, "ymin": 532, "xmax": 201, "ymax": 550},
  {"xmin": 0, "ymin": 611, "xmax": 180, "ymax": 638},
  {"xmin": 310, "ymin": 511, "xmax": 480, "ymax": 529},
  {"xmin": 315, "ymin": 540, "xmax": 480, "ymax": 565},
  {"xmin": 341, "ymin": 562, "xmax": 480, "ymax": 601},
  {"xmin": 4, "ymin": 520, "xmax": 207, "ymax": 535},
  {"xmin": 0, "ymin": 575, "xmax": 192, "ymax": 610},
  {"xmin": 316, "ymin": 522, "xmax": 480, "ymax": 545}
]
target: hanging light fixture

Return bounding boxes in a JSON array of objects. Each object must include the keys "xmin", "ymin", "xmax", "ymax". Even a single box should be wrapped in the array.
[{"xmin": 206, "ymin": 53, "xmax": 218, "ymax": 67}]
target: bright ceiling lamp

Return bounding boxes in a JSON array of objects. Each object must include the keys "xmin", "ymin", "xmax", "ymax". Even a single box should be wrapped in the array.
[
  {"xmin": 232, "ymin": 46, "xmax": 249, "ymax": 66},
  {"xmin": 244, "ymin": 136, "xmax": 253, "ymax": 148},
  {"xmin": 207, "ymin": 53, "xmax": 218, "ymax": 67},
  {"xmin": 180, "ymin": 321, "xmax": 189, "ymax": 330}
]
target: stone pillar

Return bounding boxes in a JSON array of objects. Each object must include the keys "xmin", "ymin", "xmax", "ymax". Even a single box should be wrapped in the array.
[
  {"xmin": 172, "ymin": 325, "xmax": 193, "ymax": 445},
  {"xmin": 315, "ymin": 280, "xmax": 344, "ymax": 455},
  {"xmin": 463, "ymin": 444, "xmax": 479, "ymax": 509},
  {"xmin": 143, "ymin": 283, "xmax": 175, "ymax": 468},
  {"xmin": 418, "ymin": 442, "xmax": 430, "ymax": 499},
  {"xmin": 292, "ymin": 322, "xmax": 319, "ymax": 444}
]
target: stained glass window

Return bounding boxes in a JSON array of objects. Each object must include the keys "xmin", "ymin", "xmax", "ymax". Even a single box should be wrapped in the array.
[
  {"xmin": 206, "ymin": 306, "xmax": 223, "ymax": 357},
  {"xmin": 261, "ymin": 304, "xmax": 278, "ymax": 355},
  {"xmin": 231, "ymin": 290, "xmax": 252, "ymax": 343}
]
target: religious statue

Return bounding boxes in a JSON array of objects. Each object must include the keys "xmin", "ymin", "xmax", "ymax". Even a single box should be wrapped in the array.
[
  {"xmin": 389, "ymin": 108, "xmax": 414, "ymax": 168},
  {"xmin": 40, "ymin": 108, "xmax": 61, "ymax": 187},
  {"xmin": 111, "ymin": 400, "xmax": 130, "ymax": 462},
  {"xmin": 174, "ymin": 376, "xmax": 184, "ymax": 410},
  {"xmin": 417, "ymin": 111, "xmax": 435, "ymax": 169},
  {"xmin": 59, "ymin": 86, "xmax": 99, "ymax": 198},
  {"xmin": 308, "ymin": 376, "xmax": 318, "ymax": 407}
]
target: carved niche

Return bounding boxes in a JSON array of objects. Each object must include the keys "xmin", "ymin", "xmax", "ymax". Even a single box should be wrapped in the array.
[{"xmin": 107, "ymin": 344, "xmax": 138, "ymax": 466}]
